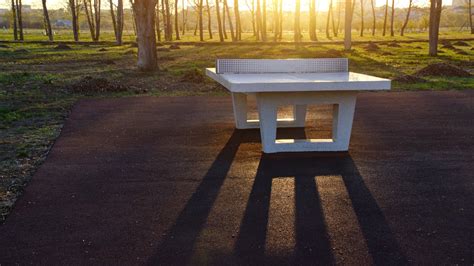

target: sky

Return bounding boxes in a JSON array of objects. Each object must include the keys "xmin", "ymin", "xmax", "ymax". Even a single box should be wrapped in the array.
[{"xmin": 0, "ymin": 0, "xmax": 454, "ymax": 11}]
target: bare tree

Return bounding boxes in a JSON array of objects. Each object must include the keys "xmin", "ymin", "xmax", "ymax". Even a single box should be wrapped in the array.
[
  {"xmin": 234, "ymin": 0, "xmax": 242, "ymax": 40},
  {"xmin": 224, "ymin": 0, "xmax": 235, "ymax": 40},
  {"xmin": 131, "ymin": 0, "xmax": 158, "ymax": 71},
  {"xmin": 273, "ymin": 0, "xmax": 280, "ymax": 41},
  {"xmin": 278, "ymin": 0, "xmax": 283, "ymax": 39},
  {"xmin": 42, "ymin": 0, "xmax": 53, "ymax": 41},
  {"xmin": 326, "ymin": 0, "xmax": 333, "ymax": 39},
  {"xmin": 11, "ymin": 0, "xmax": 18, "ymax": 40},
  {"xmin": 295, "ymin": 0, "xmax": 301, "ymax": 42},
  {"xmin": 176, "ymin": 0, "xmax": 181, "ymax": 39},
  {"xmin": 390, "ymin": 0, "xmax": 395, "ymax": 36},
  {"xmin": 156, "ymin": 1, "xmax": 161, "ymax": 41},
  {"xmin": 164, "ymin": 0, "xmax": 172, "ymax": 40},
  {"xmin": 382, "ymin": 0, "xmax": 388, "ymax": 35},
  {"xmin": 256, "ymin": 0, "xmax": 264, "ymax": 40},
  {"xmin": 262, "ymin": 0, "xmax": 267, "ymax": 40},
  {"xmin": 68, "ymin": 0, "xmax": 80, "ymax": 41},
  {"xmin": 84, "ymin": 0, "xmax": 101, "ymax": 41},
  {"xmin": 246, "ymin": 0, "xmax": 257, "ymax": 36},
  {"xmin": 400, "ymin": 0, "xmax": 413, "ymax": 36},
  {"xmin": 428, "ymin": 0, "xmax": 442, "ymax": 56},
  {"xmin": 309, "ymin": 0, "xmax": 318, "ymax": 41},
  {"xmin": 205, "ymin": 0, "xmax": 212, "ymax": 38},
  {"xmin": 370, "ymin": 0, "xmax": 376, "ymax": 35},
  {"xmin": 198, "ymin": 0, "xmax": 204, "ymax": 41},
  {"xmin": 182, "ymin": 0, "xmax": 187, "ymax": 35},
  {"xmin": 468, "ymin": 0, "xmax": 473, "ymax": 33},
  {"xmin": 15, "ymin": 0, "xmax": 24, "ymax": 40},
  {"xmin": 215, "ymin": 0, "xmax": 224, "ymax": 41},
  {"xmin": 109, "ymin": 0, "xmax": 123, "ymax": 45},
  {"xmin": 360, "ymin": 0, "xmax": 364, "ymax": 36},
  {"xmin": 344, "ymin": 0, "xmax": 353, "ymax": 50}
]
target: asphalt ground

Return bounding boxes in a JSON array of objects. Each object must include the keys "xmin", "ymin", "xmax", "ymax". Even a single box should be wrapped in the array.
[{"xmin": 0, "ymin": 91, "xmax": 472, "ymax": 265}]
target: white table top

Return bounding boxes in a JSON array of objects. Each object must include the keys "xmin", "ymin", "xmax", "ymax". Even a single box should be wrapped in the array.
[{"xmin": 206, "ymin": 68, "xmax": 391, "ymax": 93}]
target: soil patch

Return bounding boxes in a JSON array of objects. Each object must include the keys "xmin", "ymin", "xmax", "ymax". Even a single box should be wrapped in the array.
[
  {"xmin": 393, "ymin": 74, "xmax": 426, "ymax": 83},
  {"xmin": 130, "ymin": 43, "xmax": 138, "ymax": 48},
  {"xmin": 387, "ymin": 42, "xmax": 401, "ymax": 48},
  {"xmin": 415, "ymin": 63, "xmax": 471, "ymax": 77},
  {"xmin": 441, "ymin": 44, "xmax": 456, "ymax": 50},
  {"xmin": 456, "ymin": 50, "xmax": 468, "ymax": 55},
  {"xmin": 0, "ymin": 44, "xmax": 10, "ymax": 48},
  {"xmin": 68, "ymin": 76, "xmax": 130, "ymax": 93},
  {"xmin": 156, "ymin": 43, "xmax": 164, "ymax": 47},
  {"xmin": 157, "ymin": 48, "xmax": 171, "ymax": 52},
  {"xmin": 98, "ymin": 48, "xmax": 108, "ymax": 52},
  {"xmin": 54, "ymin": 44, "xmax": 72, "ymax": 50},
  {"xmin": 453, "ymin": 41, "xmax": 470, "ymax": 47},
  {"xmin": 13, "ymin": 49, "xmax": 29, "ymax": 53},
  {"xmin": 124, "ymin": 49, "xmax": 136, "ymax": 55},
  {"xmin": 180, "ymin": 69, "xmax": 206, "ymax": 83},
  {"xmin": 364, "ymin": 42, "xmax": 380, "ymax": 51},
  {"xmin": 323, "ymin": 49, "xmax": 343, "ymax": 57},
  {"xmin": 169, "ymin": 44, "xmax": 181, "ymax": 50}
]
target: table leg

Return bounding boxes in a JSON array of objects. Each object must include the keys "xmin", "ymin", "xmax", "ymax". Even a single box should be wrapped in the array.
[
  {"xmin": 293, "ymin": 104, "xmax": 307, "ymax": 127},
  {"xmin": 256, "ymin": 95, "xmax": 278, "ymax": 153},
  {"xmin": 231, "ymin": 92, "xmax": 249, "ymax": 129}
]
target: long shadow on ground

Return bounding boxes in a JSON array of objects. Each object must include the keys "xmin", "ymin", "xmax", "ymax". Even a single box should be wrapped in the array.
[{"xmin": 150, "ymin": 129, "xmax": 407, "ymax": 265}]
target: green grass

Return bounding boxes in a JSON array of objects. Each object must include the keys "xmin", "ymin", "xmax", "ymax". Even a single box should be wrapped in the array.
[{"xmin": 0, "ymin": 33, "xmax": 473, "ymax": 223}]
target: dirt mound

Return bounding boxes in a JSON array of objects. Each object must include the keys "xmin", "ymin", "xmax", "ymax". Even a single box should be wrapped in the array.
[
  {"xmin": 415, "ymin": 63, "xmax": 471, "ymax": 77},
  {"xmin": 364, "ymin": 42, "xmax": 380, "ymax": 51},
  {"xmin": 181, "ymin": 69, "xmax": 206, "ymax": 83},
  {"xmin": 440, "ymin": 40, "xmax": 451, "ymax": 46},
  {"xmin": 456, "ymin": 50, "xmax": 468, "ymax": 55},
  {"xmin": 101, "ymin": 59, "xmax": 115, "ymax": 65},
  {"xmin": 98, "ymin": 48, "xmax": 108, "ymax": 52},
  {"xmin": 323, "ymin": 49, "xmax": 343, "ymax": 57},
  {"xmin": 442, "ymin": 43, "xmax": 457, "ymax": 50},
  {"xmin": 69, "ymin": 76, "xmax": 130, "ymax": 93},
  {"xmin": 54, "ymin": 44, "xmax": 72, "ymax": 50},
  {"xmin": 387, "ymin": 42, "xmax": 401, "ymax": 47},
  {"xmin": 453, "ymin": 41, "xmax": 470, "ymax": 47},
  {"xmin": 14, "ymin": 49, "xmax": 29, "ymax": 53},
  {"xmin": 414, "ymin": 46, "xmax": 423, "ymax": 49},
  {"xmin": 169, "ymin": 44, "xmax": 181, "ymax": 50},
  {"xmin": 0, "ymin": 44, "xmax": 9, "ymax": 48},
  {"xmin": 393, "ymin": 74, "xmax": 426, "ymax": 83}
]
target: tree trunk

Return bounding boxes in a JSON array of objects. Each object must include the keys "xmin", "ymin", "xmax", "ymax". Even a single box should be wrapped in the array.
[
  {"xmin": 273, "ymin": 0, "xmax": 280, "ymax": 41},
  {"xmin": 360, "ymin": 0, "xmax": 364, "ymax": 36},
  {"xmin": 42, "ymin": 0, "xmax": 53, "ymax": 41},
  {"xmin": 390, "ymin": 0, "xmax": 395, "ymax": 36},
  {"xmin": 279, "ymin": 0, "xmax": 283, "ymax": 40},
  {"xmin": 222, "ymin": 0, "xmax": 228, "ymax": 38},
  {"xmin": 94, "ymin": 0, "xmax": 101, "ymax": 41},
  {"xmin": 69, "ymin": 0, "xmax": 80, "ymax": 41},
  {"xmin": 344, "ymin": 0, "xmax": 352, "ymax": 50},
  {"xmin": 234, "ymin": 0, "xmax": 242, "ymax": 40},
  {"xmin": 309, "ymin": 0, "xmax": 317, "ymax": 41},
  {"xmin": 295, "ymin": 0, "xmax": 301, "ymax": 42},
  {"xmin": 332, "ymin": 1, "xmax": 338, "ymax": 36},
  {"xmin": 469, "ymin": 0, "xmax": 473, "ymax": 33},
  {"xmin": 84, "ymin": 0, "xmax": 96, "ymax": 40},
  {"xmin": 164, "ymin": 0, "xmax": 172, "ymax": 40},
  {"xmin": 11, "ymin": 0, "xmax": 18, "ymax": 40},
  {"xmin": 182, "ymin": 0, "xmax": 187, "ymax": 35},
  {"xmin": 206, "ymin": 0, "xmax": 212, "ymax": 39},
  {"xmin": 371, "ymin": 0, "xmax": 376, "ymax": 35},
  {"xmin": 251, "ymin": 0, "xmax": 256, "ymax": 36},
  {"xmin": 198, "ymin": 0, "xmax": 204, "ymax": 41},
  {"xmin": 382, "ymin": 0, "xmax": 388, "ymax": 36},
  {"xmin": 156, "ymin": 1, "xmax": 161, "ymax": 41},
  {"xmin": 224, "ymin": 0, "xmax": 235, "ymax": 41},
  {"xmin": 133, "ymin": 0, "xmax": 158, "ymax": 71},
  {"xmin": 400, "ymin": 0, "xmax": 412, "ymax": 36},
  {"xmin": 216, "ymin": 0, "xmax": 224, "ymax": 41},
  {"xmin": 428, "ymin": 0, "xmax": 442, "ymax": 56},
  {"xmin": 175, "ymin": 0, "xmax": 181, "ymax": 39},
  {"xmin": 262, "ymin": 0, "xmax": 267, "ymax": 40},
  {"xmin": 326, "ymin": 0, "xmax": 332, "ymax": 39},
  {"xmin": 16, "ymin": 0, "xmax": 24, "ymax": 41},
  {"xmin": 256, "ymin": 0, "xmax": 263, "ymax": 41}
]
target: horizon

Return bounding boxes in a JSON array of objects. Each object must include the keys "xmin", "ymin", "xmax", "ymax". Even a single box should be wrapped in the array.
[{"xmin": 0, "ymin": 0, "xmax": 454, "ymax": 12}]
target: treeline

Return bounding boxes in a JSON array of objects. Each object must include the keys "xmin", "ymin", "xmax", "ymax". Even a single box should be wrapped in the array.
[{"xmin": 4, "ymin": 0, "xmax": 474, "ymax": 43}]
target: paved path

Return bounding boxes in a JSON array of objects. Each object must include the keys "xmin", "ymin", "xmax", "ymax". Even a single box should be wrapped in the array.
[{"xmin": 0, "ymin": 92, "xmax": 472, "ymax": 265}]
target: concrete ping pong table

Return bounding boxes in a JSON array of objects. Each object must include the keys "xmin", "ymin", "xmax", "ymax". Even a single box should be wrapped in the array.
[{"xmin": 206, "ymin": 58, "xmax": 391, "ymax": 153}]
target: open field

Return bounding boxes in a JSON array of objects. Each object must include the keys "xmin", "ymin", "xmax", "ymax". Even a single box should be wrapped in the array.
[
  {"xmin": 1, "ymin": 28, "xmax": 473, "ymax": 43},
  {"xmin": 0, "ymin": 36, "xmax": 473, "ymax": 222}
]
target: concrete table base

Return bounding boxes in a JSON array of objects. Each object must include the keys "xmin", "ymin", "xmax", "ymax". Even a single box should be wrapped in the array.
[{"xmin": 232, "ymin": 91, "xmax": 357, "ymax": 153}]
